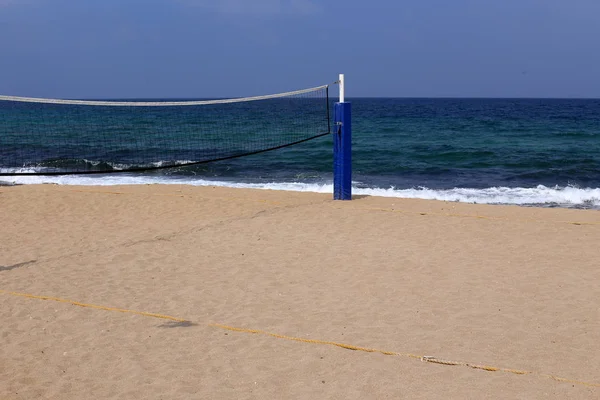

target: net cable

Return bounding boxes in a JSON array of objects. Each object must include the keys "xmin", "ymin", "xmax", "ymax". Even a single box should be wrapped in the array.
[{"xmin": 0, "ymin": 85, "xmax": 329, "ymax": 107}]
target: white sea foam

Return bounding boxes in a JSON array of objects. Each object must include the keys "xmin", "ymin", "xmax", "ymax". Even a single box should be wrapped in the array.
[
  {"xmin": 350, "ymin": 185, "xmax": 600, "ymax": 207},
  {"xmin": 4, "ymin": 175, "xmax": 600, "ymax": 208}
]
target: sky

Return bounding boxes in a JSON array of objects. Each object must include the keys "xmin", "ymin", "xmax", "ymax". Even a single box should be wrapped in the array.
[{"xmin": 1, "ymin": 0, "xmax": 599, "ymax": 99}]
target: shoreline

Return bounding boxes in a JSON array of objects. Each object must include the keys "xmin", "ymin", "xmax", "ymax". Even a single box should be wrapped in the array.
[{"xmin": 2, "ymin": 179, "xmax": 600, "ymax": 209}]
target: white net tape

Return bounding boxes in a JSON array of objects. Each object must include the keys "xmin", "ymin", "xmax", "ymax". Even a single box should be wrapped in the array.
[{"xmin": 0, "ymin": 85, "xmax": 329, "ymax": 107}]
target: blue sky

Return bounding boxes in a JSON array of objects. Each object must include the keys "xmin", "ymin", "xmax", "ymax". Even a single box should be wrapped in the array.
[{"xmin": 1, "ymin": 0, "xmax": 599, "ymax": 98}]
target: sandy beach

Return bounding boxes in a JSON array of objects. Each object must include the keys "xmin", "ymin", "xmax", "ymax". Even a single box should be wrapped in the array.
[{"xmin": 1, "ymin": 184, "xmax": 600, "ymax": 399}]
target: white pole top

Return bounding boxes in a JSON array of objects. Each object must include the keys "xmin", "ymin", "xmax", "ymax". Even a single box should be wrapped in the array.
[{"xmin": 339, "ymin": 73, "xmax": 345, "ymax": 103}]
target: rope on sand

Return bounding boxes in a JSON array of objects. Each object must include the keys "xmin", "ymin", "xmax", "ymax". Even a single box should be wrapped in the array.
[
  {"xmin": 0, "ymin": 289, "xmax": 186, "ymax": 322},
  {"xmin": 2, "ymin": 289, "xmax": 599, "ymax": 388},
  {"xmin": 67, "ymin": 189, "xmax": 600, "ymax": 226},
  {"xmin": 7, "ymin": 187, "xmax": 595, "ymax": 226},
  {"xmin": 210, "ymin": 323, "xmax": 600, "ymax": 388},
  {"xmin": 357, "ymin": 206, "xmax": 600, "ymax": 226}
]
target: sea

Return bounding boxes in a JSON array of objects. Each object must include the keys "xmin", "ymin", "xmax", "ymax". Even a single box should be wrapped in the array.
[{"xmin": 3, "ymin": 97, "xmax": 600, "ymax": 209}]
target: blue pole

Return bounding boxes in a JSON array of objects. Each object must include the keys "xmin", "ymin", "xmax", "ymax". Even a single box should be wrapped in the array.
[{"xmin": 333, "ymin": 101, "xmax": 352, "ymax": 200}]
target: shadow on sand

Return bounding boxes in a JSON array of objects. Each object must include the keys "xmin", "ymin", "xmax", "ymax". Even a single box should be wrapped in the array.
[
  {"xmin": 158, "ymin": 320, "xmax": 198, "ymax": 329},
  {"xmin": 0, "ymin": 260, "xmax": 36, "ymax": 272}
]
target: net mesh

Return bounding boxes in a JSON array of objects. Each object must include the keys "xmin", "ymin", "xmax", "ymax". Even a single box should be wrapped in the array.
[{"xmin": 0, "ymin": 85, "xmax": 330, "ymax": 175}]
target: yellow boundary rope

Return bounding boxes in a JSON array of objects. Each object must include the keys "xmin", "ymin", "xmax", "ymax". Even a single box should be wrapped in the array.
[
  {"xmin": 67, "ymin": 189, "xmax": 284, "ymax": 205},
  {"xmin": 2, "ymin": 289, "xmax": 599, "ymax": 388},
  {"xmin": 70, "ymin": 189, "xmax": 186, "ymax": 198},
  {"xmin": 5, "ymin": 187, "xmax": 596, "ymax": 226},
  {"xmin": 357, "ymin": 206, "xmax": 600, "ymax": 226},
  {"xmin": 67, "ymin": 189, "xmax": 600, "ymax": 226},
  {"xmin": 0, "ymin": 289, "xmax": 186, "ymax": 322},
  {"xmin": 209, "ymin": 324, "xmax": 600, "ymax": 389}
]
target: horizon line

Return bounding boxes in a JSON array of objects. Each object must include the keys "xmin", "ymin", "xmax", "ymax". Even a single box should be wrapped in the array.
[{"xmin": 2, "ymin": 95, "xmax": 600, "ymax": 101}]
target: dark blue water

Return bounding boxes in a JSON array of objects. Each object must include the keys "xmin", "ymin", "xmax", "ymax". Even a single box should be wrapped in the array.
[
  {"xmin": 351, "ymin": 98, "xmax": 600, "ymax": 189},
  {"xmin": 3, "ymin": 97, "xmax": 600, "ymax": 208},
  {"xmin": 135, "ymin": 98, "xmax": 600, "ymax": 188}
]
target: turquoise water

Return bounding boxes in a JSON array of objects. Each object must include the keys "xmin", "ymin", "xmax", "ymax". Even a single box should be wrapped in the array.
[{"xmin": 3, "ymin": 97, "xmax": 600, "ymax": 208}]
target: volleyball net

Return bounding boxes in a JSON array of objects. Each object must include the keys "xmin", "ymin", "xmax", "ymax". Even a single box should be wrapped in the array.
[{"xmin": 0, "ymin": 85, "xmax": 330, "ymax": 175}]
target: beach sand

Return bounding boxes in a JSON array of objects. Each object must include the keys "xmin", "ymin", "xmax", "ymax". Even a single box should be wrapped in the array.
[{"xmin": 1, "ymin": 184, "xmax": 600, "ymax": 399}]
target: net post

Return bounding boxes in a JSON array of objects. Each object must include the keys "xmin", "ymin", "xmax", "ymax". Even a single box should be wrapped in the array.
[{"xmin": 334, "ymin": 74, "xmax": 352, "ymax": 200}]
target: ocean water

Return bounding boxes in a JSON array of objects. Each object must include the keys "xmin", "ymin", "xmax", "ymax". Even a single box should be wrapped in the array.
[{"xmin": 3, "ymin": 97, "xmax": 600, "ymax": 209}]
